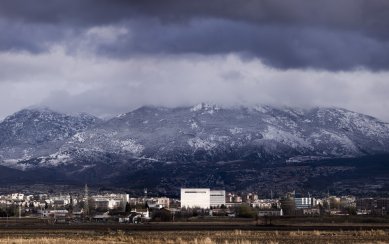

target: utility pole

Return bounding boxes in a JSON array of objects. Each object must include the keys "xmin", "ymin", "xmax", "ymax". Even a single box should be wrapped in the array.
[
  {"xmin": 5, "ymin": 200, "xmax": 8, "ymax": 227},
  {"xmin": 84, "ymin": 184, "xmax": 89, "ymax": 220},
  {"xmin": 69, "ymin": 194, "xmax": 74, "ymax": 218}
]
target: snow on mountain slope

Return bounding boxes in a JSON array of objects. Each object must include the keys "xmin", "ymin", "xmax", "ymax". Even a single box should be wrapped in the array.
[
  {"xmin": 58, "ymin": 104, "xmax": 389, "ymax": 164},
  {"xmin": 0, "ymin": 108, "xmax": 100, "ymax": 167},
  {"xmin": 1, "ymin": 104, "xmax": 389, "ymax": 169},
  {"xmin": 64, "ymin": 129, "xmax": 145, "ymax": 155}
]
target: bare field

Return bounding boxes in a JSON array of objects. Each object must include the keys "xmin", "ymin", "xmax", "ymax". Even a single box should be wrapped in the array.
[{"xmin": 0, "ymin": 230, "xmax": 388, "ymax": 244}]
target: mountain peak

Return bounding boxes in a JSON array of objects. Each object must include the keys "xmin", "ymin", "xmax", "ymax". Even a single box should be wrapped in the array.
[
  {"xmin": 0, "ymin": 104, "xmax": 388, "ymax": 195},
  {"xmin": 190, "ymin": 103, "xmax": 221, "ymax": 113},
  {"xmin": 1, "ymin": 104, "xmax": 389, "ymax": 167}
]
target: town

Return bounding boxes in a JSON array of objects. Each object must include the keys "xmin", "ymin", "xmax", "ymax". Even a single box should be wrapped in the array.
[{"xmin": 0, "ymin": 185, "xmax": 388, "ymax": 225}]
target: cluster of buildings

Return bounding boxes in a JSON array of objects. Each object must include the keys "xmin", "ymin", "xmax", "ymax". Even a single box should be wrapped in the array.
[
  {"xmin": 180, "ymin": 189, "xmax": 389, "ymax": 217},
  {"xmin": 1, "ymin": 187, "xmax": 389, "ymax": 224}
]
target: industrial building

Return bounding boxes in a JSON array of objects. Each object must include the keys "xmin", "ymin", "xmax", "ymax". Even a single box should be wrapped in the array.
[
  {"xmin": 180, "ymin": 188, "xmax": 226, "ymax": 209},
  {"xmin": 210, "ymin": 190, "xmax": 226, "ymax": 207},
  {"xmin": 295, "ymin": 197, "xmax": 313, "ymax": 209},
  {"xmin": 181, "ymin": 188, "xmax": 211, "ymax": 209}
]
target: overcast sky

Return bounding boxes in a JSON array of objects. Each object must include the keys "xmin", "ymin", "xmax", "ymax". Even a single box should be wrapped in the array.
[{"xmin": 0, "ymin": 0, "xmax": 389, "ymax": 121}]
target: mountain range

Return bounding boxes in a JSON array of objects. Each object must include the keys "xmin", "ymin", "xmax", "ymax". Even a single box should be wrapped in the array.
[{"xmin": 0, "ymin": 104, "xmax": 389, "ymax": 196}]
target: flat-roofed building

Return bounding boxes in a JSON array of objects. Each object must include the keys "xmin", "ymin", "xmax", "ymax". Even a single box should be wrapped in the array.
[
  {"xmin": 295, "ymin": 197, "xmax": 313, "ymax": 209},
  {"xmin": 157, "ymin": 197, "xmax": 170, "ymax": 209},
  {"xmin": 210, "ymin": 190, "xmax": 226, "ymax": 207},
  {"xmin": 181, "ymin": 188, "xmax": 210, "ymax": 209}
]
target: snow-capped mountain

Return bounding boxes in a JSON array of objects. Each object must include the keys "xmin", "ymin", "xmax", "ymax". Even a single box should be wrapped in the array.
[
  {"xmin": 53, "ymin": 104, "xmax": 388, "ymax": 164},
  {"xmin": 0, "ymin": 107, "xmax": 100, "ymax": 167},
  {"xmin": 1, "ymin": 104, "xmax": 389, "ymax": 169},
  {"xmin": 1, "ymin": 104, "xmax": 389, "ymax": 195}
]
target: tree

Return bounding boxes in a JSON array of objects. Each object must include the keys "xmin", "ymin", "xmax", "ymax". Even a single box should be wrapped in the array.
[
  {"xmin": 152, "ymin": 208, "xmax": 172, "ymax": 222},
  {"xmin": 237, "ymin": 204, "xmax": 256, "ymax": 218},
  {"xmin": 280, "ymin": 197, "xmax": 296, "ymax": 216},
  {"xmin": 345, "ymin": 206, "xmax": 357, "ymax": 215},
  {"xmin": 0, "ymin": 209, "xmax": 7, "ymax": 217},
  {"xmin": 125, "ymin": 202, "xmax": 131, "ymax": 213}
]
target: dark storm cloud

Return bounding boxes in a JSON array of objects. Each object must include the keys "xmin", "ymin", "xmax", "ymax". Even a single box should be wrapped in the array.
[
  {"xmin": 93, "ymin": 19, "xmax": 389, "ymax": 70},
  {"xmin": 1, "ymin": 0, "xmax": 389, "ymax": 70},
  {"xmin": 0, "ymin": 19, "xmax": 69, "ymax": 53}
]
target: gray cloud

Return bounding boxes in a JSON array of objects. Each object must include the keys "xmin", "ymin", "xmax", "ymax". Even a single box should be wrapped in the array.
[
  {"xmin": 89, "ymin": 19, "xmax": 389, "ymax": 70},
  {"xmin": 0, "ymin": 0, "xmax": 389, "ymax": 70},
  {"xmin": 0, "ymin": 50, "xmax": 388, "ymax": 122},
  {"xmin": 0, "ymin": 0, "xmax": 388, "ymax": 122}
]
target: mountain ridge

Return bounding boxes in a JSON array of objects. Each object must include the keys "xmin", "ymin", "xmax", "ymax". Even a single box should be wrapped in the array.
[
  {"xmin": 1, "ymin": 104, "xmax": 389, "ymax": 168},
  {"xmin": 0, "ymin": 104, "xmax": 388, "ymax": 195}
]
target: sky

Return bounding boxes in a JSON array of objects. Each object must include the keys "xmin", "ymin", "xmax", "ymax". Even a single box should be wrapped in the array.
[{"xmin": 0, "ymin": 0, "xmax": 389, "ymax": 121}]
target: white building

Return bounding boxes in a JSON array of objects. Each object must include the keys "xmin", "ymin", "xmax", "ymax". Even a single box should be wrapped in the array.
[
  {"xmin": 210, "ymin": 190, "xmax": 226, "ymax": 207},
  {"xmin": 92, "ymin": 194, "xmax": 129, "ymax": 210},
  {"xmin": 157, "ymin": 197, "xmax": 170, "ymax": 208},
  {"xmin": 251, "ymin": 199, "xmax": 280, "ymax": 209},
  {"xmin": 11, "ymin": 193, "xmax": 24, "ymax": 201},
  {"xmin": 295, "ymin": 197, "xmax": 314, "ymax": 209},
  {"xmin": 181, "ymin": 188, "xmax": 210, "ymax": 209}
]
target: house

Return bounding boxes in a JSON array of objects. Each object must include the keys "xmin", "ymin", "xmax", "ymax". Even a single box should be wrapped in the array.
[
  {"xmin": 93, "ymin": 211, "xmax": 111, "ymax": 222},
  {"xmin": 11, "ymin": 193, "xmax": 24, "ymax": 201},
  {"xmin": 119, "ymin": 209, "xmax": 150, "ymax": 223},
  {"xmin": 257, "ymin": 209, "xmax": 283, "ymax": 217}
]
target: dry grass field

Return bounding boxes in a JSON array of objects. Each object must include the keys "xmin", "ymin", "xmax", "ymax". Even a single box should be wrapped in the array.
[{"xmin": 0, "ymin": 230, "xmax": 388, "ymax": 244}]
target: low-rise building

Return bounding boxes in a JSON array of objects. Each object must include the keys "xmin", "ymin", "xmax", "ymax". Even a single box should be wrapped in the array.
[
  {"xmin": 157, "ymin": 197, "xmax": 170, "ymax": 208},
  {"xmin": 210, "ymin": 190, "xmax": 226, "ymax": 207},
  {"xmin": 302, "ymin": 208, "xmax": 320, "ymax": 215},
  {"xmin": 295, "ymin": 197, "xmax": 314, "ymax": 209},
  {"xmin": 11, "ymin": 193, "xmax": 24, "ymax": 201},
  {"xmin": 181, "ymin": 188, "xmax": 210, "ymax": 209},
  {"xmin": 251, "ymin": 199, "xmax": 280, "ymax": 209},
  {"xmin": 258, "ymin": 209, "xmax": 283, "ymax": 217}
]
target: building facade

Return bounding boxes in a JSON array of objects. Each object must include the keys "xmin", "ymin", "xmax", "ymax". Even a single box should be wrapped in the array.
[
  {"xmin": 210, "ymin": 190, "xmax": 226, "ymax": 207},
  {"xmin": 295, "ymin": 197, "xmax": 313, "ymax": 209},
  {"xmin": 157, "ymin": 197, "xmax": 170, "ymax": 208},
  {"xmin": 180, "ymin": 188, "xmax": 210, "ymax": 209}
]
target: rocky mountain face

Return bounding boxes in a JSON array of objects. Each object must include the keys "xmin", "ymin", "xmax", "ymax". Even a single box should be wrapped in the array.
[
  {"xmin": 0, "ymin": 108, "xmax": 100, "ymax": 168},
  {"xmin": 1, "ymin": 104, "xmax": 389, "ymax": 195},
  {"xmin": 47, "ymin": 104, "xmax": 389, "ymax": 165}
]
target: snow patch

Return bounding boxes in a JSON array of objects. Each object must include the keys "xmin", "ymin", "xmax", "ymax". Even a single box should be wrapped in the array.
[
  {"xmin": 190, "ymin": 121, "xmax": 199, "ymax": 129},
  {"xmin": 2, "ymin": 159, "xmax": 24, "ymax": 169},
  {"xmin": 190, "ymin": 103, "xmax": 220, "ymax": 114},
  {"xmin": 72, "ymin": 132, "xmax": 85, "ymax": 143},
  {"xmin": 35, "ymin": 152, "xmax": 72, "ymax": 167},
  {"xmin": 309, "ymin": 129, "xmax": 359, "ymax": 155},
  {"xmin": 190, "ymin": 103, "xmax": 203, "ymax": 112},
  {"xmin": 263, "ymin": 126, "xmax": 312, "ymax": 149},
  {"xmin": 286, "ymin": 155, "xmax": 331, "ymax": 163},
  {"xmin": 253, "ymin": 105, "xmax": 268, "ymax": 113},
  {"xmin": 120, "ymin": 139, "xmax": 144, "ymax": 154},
  {"xmin": 229, "ymin": 127, "xmax": 243, "ymax": 135},
  {"xmin": 188, "ymin": 138, "xmax": 217, "ymax": 150}
]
